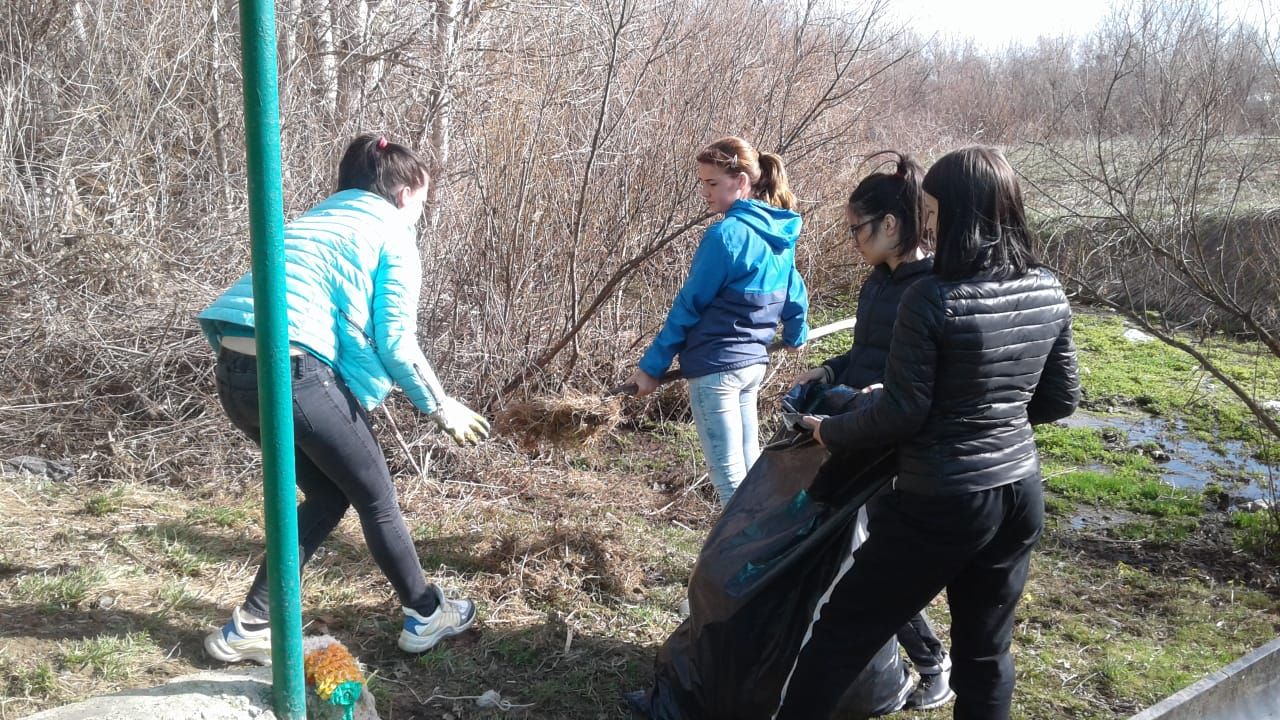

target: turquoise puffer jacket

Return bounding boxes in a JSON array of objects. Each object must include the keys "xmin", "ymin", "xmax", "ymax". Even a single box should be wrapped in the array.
[{"xmin": 198, "ymin": 189, "xmax": 446, "ymax": 414}]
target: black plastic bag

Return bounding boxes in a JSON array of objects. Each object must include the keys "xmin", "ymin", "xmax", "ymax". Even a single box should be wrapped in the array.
[{"xmin": 642, "ymin": 429, "xmax": 909, "ymax": 719}]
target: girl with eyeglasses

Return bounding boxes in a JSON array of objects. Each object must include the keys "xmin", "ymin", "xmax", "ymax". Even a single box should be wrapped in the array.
[{"xmin": 790, "ymin": 151, "xmax": 953, "ymax": 712}]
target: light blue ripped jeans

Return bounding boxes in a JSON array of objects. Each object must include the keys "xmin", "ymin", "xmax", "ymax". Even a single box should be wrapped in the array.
[{"xmin": 687, "ymin": 363, "xmax": 767, "ymax": 507}]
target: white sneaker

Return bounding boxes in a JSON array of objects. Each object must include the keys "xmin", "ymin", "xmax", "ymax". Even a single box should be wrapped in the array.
[
  {"xmin": 204, "ymin": 606, "xmax": 272, "ymax": 665},
  {"xmin": 397, "ymin": 586, "xmax": 476, "ymax": 653}
]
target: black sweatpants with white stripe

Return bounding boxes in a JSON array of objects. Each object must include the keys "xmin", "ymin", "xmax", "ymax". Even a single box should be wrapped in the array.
[{"xmin": 774, "ymin": 477, "xmax": 1043, "ymax": 720}]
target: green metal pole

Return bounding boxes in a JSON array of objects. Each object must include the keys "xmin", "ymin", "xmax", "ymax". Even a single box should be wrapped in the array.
[{"xmin": 237, "ymin": 1, "xmax": 306, "ymax": 717}]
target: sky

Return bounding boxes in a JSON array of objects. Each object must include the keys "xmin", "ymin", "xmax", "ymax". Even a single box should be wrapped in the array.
[{"xmin": 890, "ymin": 0, "xmax": 1273, "ymax": 51}]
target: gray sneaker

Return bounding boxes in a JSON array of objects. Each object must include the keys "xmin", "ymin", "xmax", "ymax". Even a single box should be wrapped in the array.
[
  {"xmin": 903, "ymin": 653, "xmax": 954, "ymax": 710},
  {"xmin": 397, "ymin": 586, "xmax": 476, "ymax": 653}
]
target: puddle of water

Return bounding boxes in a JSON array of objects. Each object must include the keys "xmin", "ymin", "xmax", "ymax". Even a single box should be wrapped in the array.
[{"xmin": 1059, "ymin": 412, "xmax": 1277, "ymax": 504}]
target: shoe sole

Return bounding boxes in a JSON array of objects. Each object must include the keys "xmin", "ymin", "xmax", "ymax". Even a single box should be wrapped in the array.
[
  {"xmin": 397, "ymin": 610, "xmax": 476, "ymax": 653},
  {"xmin": 905, "ymin": 688, "xmax": 956, "ymax": 711},
  {"xmin": 204, "ymin": 630, "xmax": 272, "ymax": 666}
]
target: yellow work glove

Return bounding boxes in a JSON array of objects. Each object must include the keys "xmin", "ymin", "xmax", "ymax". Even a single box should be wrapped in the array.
[{"xmin": 430, "ymin": 397, "xmax": 491, "ymax": 446}]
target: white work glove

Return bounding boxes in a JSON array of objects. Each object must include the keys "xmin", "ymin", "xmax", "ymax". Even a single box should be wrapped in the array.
[{"xmin": 430, "ymin": 397, "xmax": 491, "ymax": 446}]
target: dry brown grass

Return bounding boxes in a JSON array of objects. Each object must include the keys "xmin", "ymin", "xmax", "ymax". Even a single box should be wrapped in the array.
[
  {"xmin": 0, "ymin": 425, "xmax": 716, "ymax": 719},
  {"xmin": 496, "ymin": 392, "xmax": 626, "ymax": 452}
]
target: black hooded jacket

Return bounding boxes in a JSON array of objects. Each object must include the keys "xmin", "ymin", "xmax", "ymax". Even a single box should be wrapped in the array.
[
  {"xmin": 820, "ymin": 268, "xmax": 1081, "ymax": 495},
  {"xmin": 822, "ymin": 257, "xmax": 934, "ymax": 390}
]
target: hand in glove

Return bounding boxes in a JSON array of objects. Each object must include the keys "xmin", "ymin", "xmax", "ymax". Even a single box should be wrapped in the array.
[
  {"xmin": 430, "ymin": 397, "xmax": 491, "ymax": 446},
  {"xmin": 790, "ymin": 366, "xmax": 829, "ymax": 387}
]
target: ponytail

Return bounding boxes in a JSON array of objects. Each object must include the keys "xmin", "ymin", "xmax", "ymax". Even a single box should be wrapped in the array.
[
  {"xmin": 848, "ymin": 150, "xmax": 928, "ymax": 256},
  {"xmin": 337, "ymin": 132, "xmax": 431, "ymax": 206},
  {"xmin": 755, "ymin": 152, "xmax": 796, "ymax": 211},
  {"xmin": 696, "ymin": 137, "xmax": 796, "ymax": 211}
]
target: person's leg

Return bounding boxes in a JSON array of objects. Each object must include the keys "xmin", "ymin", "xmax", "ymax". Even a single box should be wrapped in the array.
[
  {"xmin": 687, "ymin": 370, "xmax": 747, "ymax": 506},
  {"xmin": 945, "ymin": 477, "xmax": 1044, "ymax": 720},
  {"xmin": 897, "ymin": 611, "xmax": 946, "ymax": 669},
  {"xmin": 239, "ymin": 450, "xmax": 350, "ymax": 621},
  {"xmin": 216, "ymin": 351, "xmax": 355, "ymax": 620},
  {"xmin": 737, "ymin": 364, "xmax": 766, "ymax": 474},
  {"xmin": 863, "ymin": 482, "xmax": 947, "ymax": 670},
  {"xmin": 288, "ymin": 361, "xmax": 439, "ymax": 616},
  {"xmin": 217, "ymin": 351, "xmax": 437, "ymax": 616},
  {"xmin": 774, "ymin": 489, "xmax": 996, "ymax": 720},
  {"xmin": 899, "ymin": 608, "xmax": 955, "ymax": 711}
]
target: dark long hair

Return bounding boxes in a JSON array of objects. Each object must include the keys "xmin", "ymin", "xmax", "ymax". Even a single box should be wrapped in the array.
[
  {"xmin": 847, "ymin": 151, "xmax": 928, "ymax": 257},
  {"xmin": 922, "ymin": 146, "xmax": 1038, "ymax": 280},
  {"xmin": 337, "ymin": 132, "xmax": 431, "ymax": 206}
]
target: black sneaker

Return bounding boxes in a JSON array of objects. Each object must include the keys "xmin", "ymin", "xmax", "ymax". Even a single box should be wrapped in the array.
[
  {"xmin": 624, "ymin": 689, "xmax": 652, "ymax": 717},
  {"xmin": 904, "ymin": 654, "xmax": 955, "ymax": 710}
]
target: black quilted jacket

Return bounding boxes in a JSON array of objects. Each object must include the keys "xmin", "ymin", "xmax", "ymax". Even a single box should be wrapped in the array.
[
  {"xmin": 820, "ymin": 267, "xmax": 1081, "ymax": 495},
  {"xmin": 823, "ymin": 257, "xmax": 934, "ymax": 390}
]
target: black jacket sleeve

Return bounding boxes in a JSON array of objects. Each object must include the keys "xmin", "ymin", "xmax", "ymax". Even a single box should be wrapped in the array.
[
  {"xmin": 819, "ymin": 279, "xmax": 941, "ymax": 450},
  {"xmin": 1027, "ymin": 319, "xmax": 1081, "ymax": 425},
  {"xmin": 821, "ymin": 287, "xmax": 867, "ymax": 381},
  {"xmin": 821, "ymin": 350, "xmax": 851, "ymax": 383}
]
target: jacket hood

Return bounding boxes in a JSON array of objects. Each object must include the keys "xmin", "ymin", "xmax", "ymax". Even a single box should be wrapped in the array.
[{"xmin": 725, "ymin": 199, "xmax": 802, "ymax": 251}]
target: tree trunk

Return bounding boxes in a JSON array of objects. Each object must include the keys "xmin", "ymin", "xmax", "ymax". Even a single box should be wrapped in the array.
[
  {"xmin": 314, "ymin": 0, "xmax": 339, "ymax": 116},
  {"xmin": 426, "ymin": 0, "xmax": 456, "ymax": 228},
  {"xmin": 209, "ymin": 0, "xmax": 233, "ymax": 208}
]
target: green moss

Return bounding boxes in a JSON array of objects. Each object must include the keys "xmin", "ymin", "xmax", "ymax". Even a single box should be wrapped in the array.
[
  {"xmin": 83, "ymin": 487, "xmax": 127, "ymax": 517},
  {"xmin": 184, "ymin": 504, "xmax": 254, "ymax": 528},
  {"xmin": 12, "ymin": 567, "xmax": 104, "ymax": 611},
  {"xmin": 1110, "ymin": 517, "xmax": 1199, "ymax": 542},
  {"xmin": 1072, "ymin": 312, "xmax": 1280, "ymax": 448},
  {"xmin": 1015, "ymin": 554, "xmax": 1280, "ymax": 718},
  {"xmin": 58, "ymin": 633, "xmax": 159, "ymax": 682},
  {"xmin": 1231, "ymin": 510, "xmax": 1280, "ymax": 557},
  {"xmin": 1046, "ymin": 469, "xmax": 1201, "ymax": 517}
]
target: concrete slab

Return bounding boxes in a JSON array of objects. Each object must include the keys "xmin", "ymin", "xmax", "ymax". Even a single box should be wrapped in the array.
[{"xmin": 23, "ymin": 667, "xmax": 378, "ymax": 720}]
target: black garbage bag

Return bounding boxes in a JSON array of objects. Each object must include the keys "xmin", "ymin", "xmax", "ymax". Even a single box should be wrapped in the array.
[{"xmin": 643, "ymin": 421, "xmax": 909, "ymax": 719}]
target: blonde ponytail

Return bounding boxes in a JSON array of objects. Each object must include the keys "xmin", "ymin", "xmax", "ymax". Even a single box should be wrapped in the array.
[
  {"xmin": 754, "ymin": 152, "xmax": 795, "ymax": 210},
  {"xmin": 696, "ymin": 138, "xmax": 796, "ymax": 211}
]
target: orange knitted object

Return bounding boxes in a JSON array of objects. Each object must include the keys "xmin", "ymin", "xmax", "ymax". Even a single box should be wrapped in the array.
[{"xmin": 304, "ymin": 642, "xmax": 363, "ymax": 702}]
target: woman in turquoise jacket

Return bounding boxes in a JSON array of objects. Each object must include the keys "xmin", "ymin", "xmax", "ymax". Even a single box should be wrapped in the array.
[
  {"xmin": 198, "ymin": 134, "xmax": 488, "ymax": 664},
  {"xmin": 626, "ymin": 137, "xmax": 808, "ymax": 506}
]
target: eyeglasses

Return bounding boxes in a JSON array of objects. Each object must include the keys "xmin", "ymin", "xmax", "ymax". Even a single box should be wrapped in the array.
[{"xmin": 848, "ymin": 216, "xmax": 882, "ymax": 243}]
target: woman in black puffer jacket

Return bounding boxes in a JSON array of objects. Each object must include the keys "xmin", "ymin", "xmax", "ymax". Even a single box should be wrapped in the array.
[
  {"xmin": 776, "ymin": 147, "xmax": 1080, "ymax": 720},
  {"xmin": 792, "ymin": 152, "xmax": 952, "ymax": 712}
]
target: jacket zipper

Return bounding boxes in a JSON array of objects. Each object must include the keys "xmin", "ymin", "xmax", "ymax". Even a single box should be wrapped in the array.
[{"xmin": 338, "ymin": 309, "xmax": 377, "ymax": 350}]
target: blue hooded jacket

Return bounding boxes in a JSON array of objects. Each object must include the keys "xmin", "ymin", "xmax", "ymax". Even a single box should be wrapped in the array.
[{"xmin": 639, "ymin": 199, "xmax": 808, "ymax": 379}]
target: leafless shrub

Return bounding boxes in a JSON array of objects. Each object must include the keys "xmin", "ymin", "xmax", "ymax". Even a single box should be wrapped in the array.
[
  {"xmin": 0, "ymin": 0, "xmax": 910, "ymax": 479},
  {"xmin": 1021, "ymin": 3, "xmax": 1280, "ymax": 437}
]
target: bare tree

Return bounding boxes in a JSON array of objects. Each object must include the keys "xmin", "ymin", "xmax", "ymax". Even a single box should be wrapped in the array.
[
  {"xmin": 1026, "ymin": 1, "xmax": 1280, "ymax": 442},
  {"xmin": 0, "ymin": 0, "xmax": 910, "ymax": 481}
]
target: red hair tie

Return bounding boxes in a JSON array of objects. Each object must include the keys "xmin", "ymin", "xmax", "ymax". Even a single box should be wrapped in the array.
[{"xmin": 376, "ymin": 136, "xmax": 389, "ymax": 151}]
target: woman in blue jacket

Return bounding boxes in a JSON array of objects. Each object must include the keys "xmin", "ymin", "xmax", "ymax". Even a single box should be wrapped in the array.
[
  {"xmin": 625, "ymin": 137, "xmax": 808, "ymax": 506},
  {"xmin": 198, "ymin": 134, "xmax": 489, "ymax": 664}
]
